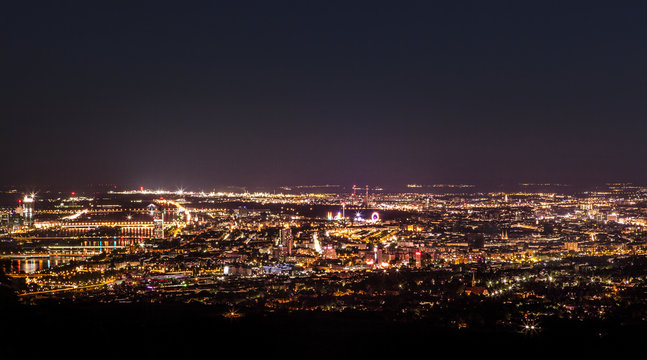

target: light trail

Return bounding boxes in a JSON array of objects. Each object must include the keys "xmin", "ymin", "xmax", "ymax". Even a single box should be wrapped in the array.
[{"xmin": 61, "ymin": 209, "xmax": 89, "ymax": 220}]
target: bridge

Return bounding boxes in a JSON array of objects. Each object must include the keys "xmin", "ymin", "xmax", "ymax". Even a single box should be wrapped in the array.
[
  {"xmin": 0, "ymin": 253, "xmax": 90, "ymax": 259},
  {"xmin": 44, "ymin": 245, "xmax": 127, "ymax": 250},
  {"xmin": 30, "ymin": 200, "xmax": 193, "ymax": 236},
  {"xmin": 36, "ymin": 221, "xmax": 155, "ymax": 229},
  {"xmin": 0, "ymin": 245, "xmax": 127, "ymax": 259}
]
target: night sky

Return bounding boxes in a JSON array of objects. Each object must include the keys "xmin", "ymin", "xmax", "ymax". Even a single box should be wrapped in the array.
[{"xmin": 3, "ymin": 2, "xmax": 647, "ymax": 190}]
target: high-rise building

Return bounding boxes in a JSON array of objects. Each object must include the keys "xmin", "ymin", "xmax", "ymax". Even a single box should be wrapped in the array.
[
  {"xmin": 280, "ymin": 227, "xmax": 293, "ymax": 255},
  {"xmin": 153, "ymin": 208, "xmax": 164, "ymax": 239},
  {"xmin": 1, "ymin": 209, "xmax": 23, "ymax": 233},
  {"xmin": 153, "ymin": 218, "xmax": 164, "ymax": 239},
  {"xmin": 312, "ymin": 232, "xmax": 322, "ymax": 253},
  {"xmin": 414, "ymin": 250, "xmax": 422, "ymax": 268},
  {"xmin": 364, "ymin": 185, "xmax": 370, "ymax": 208},
  {"xmin": 22, "ymin": 195, "xmax": 34, "ymax": 227},
  {"xmin": 373, "ymin": 246, "xmax": 382, "ymax": 265}
]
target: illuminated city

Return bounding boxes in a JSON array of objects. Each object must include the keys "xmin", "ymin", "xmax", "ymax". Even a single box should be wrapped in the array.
[
  {"xmin": 3, "ymin": 2, "xmax": 647, "ymax": 357},
  {"xmin": 2, "ymin": 183, "xmax": 647, "ymax": 354}
]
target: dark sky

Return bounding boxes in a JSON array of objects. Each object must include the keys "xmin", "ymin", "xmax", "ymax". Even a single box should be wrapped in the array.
[{"xmin": 2, "ymin": 1, "xmax": 647, "ymax": 189}]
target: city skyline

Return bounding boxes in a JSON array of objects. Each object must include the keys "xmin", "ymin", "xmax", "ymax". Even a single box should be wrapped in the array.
[
  {"xmin": 2, "ymin": 181, "xmax": 647, "ymax": 356},
  {"xmin": 3, "ymin": 2, "xmax": 647, "ymax": 356}
]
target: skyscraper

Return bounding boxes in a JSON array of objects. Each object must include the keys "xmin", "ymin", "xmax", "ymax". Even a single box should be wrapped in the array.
[
  {"xmin": 312, "ymin": 232, "xmax": 322, "ymax": 253},
  {"xmin": 152, "ymin": 206, "xmax": 164, "ymax": 239},
  {"xmin": 22, "ymin": 195, "xmax": 34, "ymax": 227},
  {"xmin": 364, "ymin": 185, "xmax": 370, "ymax": 208},
  {"xmin": 280, "ymin": 227, "xmax": 293, "ymax": 255}
]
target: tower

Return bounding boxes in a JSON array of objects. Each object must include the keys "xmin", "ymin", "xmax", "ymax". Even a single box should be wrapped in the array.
[
  {"xmin": 373, "ymin": 246, "xmax": 382, "ymax": 265},
  {"xmin": 280, "ymin": 227, "xmax": 293, "ymax": 255},
  {"xmin": 151, "ymin": 205, "xmax": 164, "ymax": 239},
  {"xmin": 153, "ymin": 218, "xmax": 164, "ymax": 239},
  {"xmin": 364, "ymin": 185, "xmax": 369, "ymax": 208},
  {"xmin": 312, "ymin": 232, "xmax": 322, "ymax": 253},
  {"xmin": 22, "ymin": 195, "xmax": 34, "ymax": 227}
]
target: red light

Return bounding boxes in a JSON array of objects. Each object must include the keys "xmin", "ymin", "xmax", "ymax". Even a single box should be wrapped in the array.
[
  {"xmin": 18, "ymin": 199, "xmax": 22, "ymax": 203},
  {"xmin": 71, "ymin": 192, "xmax": 76, "ymax": 196},
  {"xmin": 415, "ymin": 251, "xmax": 421, "ymax": 256}
]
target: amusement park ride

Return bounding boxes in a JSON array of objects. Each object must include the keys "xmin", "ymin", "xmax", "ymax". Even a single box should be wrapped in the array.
[{"xmin": 322, "ymin": 185, "xmax": 382, "ymax": 224}]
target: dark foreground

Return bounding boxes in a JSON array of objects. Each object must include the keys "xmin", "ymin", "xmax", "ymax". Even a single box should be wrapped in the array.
[{"xmin": 2, "ymin": 303, "xmax": 646, "ymax": 358}]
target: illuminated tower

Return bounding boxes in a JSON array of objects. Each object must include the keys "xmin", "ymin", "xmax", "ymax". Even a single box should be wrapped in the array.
[
  {"xmin": 373, "ymin": 246, "xmax": 383, "ymax": 266},
  {"xmin": 364, "ymin": 185, "xmax": 369, "ymax": 208},
  {"xmin": 312, "ymin": 232, "xmax": 322, "ymax": 253},
  {"xmin": 22, "ymin": 194, "xmax": 34, "ymax": 227},
  {"xmin": 150, "ymin": 205, "xmax": 164, "ymax": 239},
  {"xmin": 153, "ymin": 215, "xmax": 164, "ymax": 239},
  {"xmin": 280, "ymin": 227, "xmax": 293, "ymax": 255}
]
